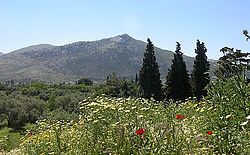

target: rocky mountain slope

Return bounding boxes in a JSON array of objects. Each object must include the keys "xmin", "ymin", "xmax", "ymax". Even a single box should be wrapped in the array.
[{"xmin": 0, "ymin": 34, "xmax": 216, "ymax": 83}]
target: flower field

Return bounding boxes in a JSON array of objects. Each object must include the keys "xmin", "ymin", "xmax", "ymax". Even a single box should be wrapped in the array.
[{"xmin": 21, "ymin": 96, "xmax": 213, "ymax": 154}]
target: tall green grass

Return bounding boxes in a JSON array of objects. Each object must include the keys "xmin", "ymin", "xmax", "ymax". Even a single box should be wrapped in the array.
[
  {"xmin": 0, "ymin": 127, "xmax": 22, "ymax": 152},
  {"xmin": 19, "ymin": 96, "xmax": 216, "ymax": 154}
]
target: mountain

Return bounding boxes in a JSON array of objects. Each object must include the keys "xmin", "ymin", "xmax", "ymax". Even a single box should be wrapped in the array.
[
  {"xmin": 0, "ymin": 34, "xmax": 216, "ymax": 83},
  {"xmin": 0, "ymin": 52, "xmax": 4, "ymax": 56}
]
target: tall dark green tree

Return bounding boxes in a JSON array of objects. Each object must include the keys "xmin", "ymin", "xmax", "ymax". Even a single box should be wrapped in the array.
[
  {"xmin": 191, "ymin": 40, "xmax": 210, "ymax": 100},
  {"xmin": 139, "ymin": 38, "xmax": 163, "ymax": 101},
  {"xmin": 165, "ymin": 42, "xmax": 191, "ymax": 101}
]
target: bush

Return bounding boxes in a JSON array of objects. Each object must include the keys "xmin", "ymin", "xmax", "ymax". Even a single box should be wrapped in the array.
[
  {"xmin": 77, "ymin": 78, "xmax": 93, "ymax": 86},
  {"xmin": 1, "ymin": 93, "xmax": 46, "ymax": 130}
]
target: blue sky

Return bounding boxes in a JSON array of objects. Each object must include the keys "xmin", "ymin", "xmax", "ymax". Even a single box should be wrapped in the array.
[{"xmin": 0, "ymin": 0, "xmax": 249, "ymax": 59}]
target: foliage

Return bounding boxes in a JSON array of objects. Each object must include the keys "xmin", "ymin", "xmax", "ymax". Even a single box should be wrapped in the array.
[
  {"xmin": 206, "ymin": 76, "xmax": 250, "ymax": 154},
  {"xmin": 0, "ymin": 77, "xmax": 141, "ymax": 131},
  {"xmin": 104, "ymin": 73, "xmax": 140, "ymax": 98},
  {"xmin": 0, "ymin": 74, "xmax": 248, "ymax": 154},
  {"xmin": 215, "ymin": 47, "xmax": 250, "ymax": 79},
  {"xmin": 21, "ymin": 96, "xmax": 209, "ymax": 154},
  {"xmin": 44, "ymin": 109, "xmax": 79, "ymax": 121},
  {"xmin": 215, "ymin": 30, "xmax": 250, "ymax": 80},
  {"xmin": 77, "ymin": 78, "xmax": 93, "ymax": 86},
  {"xmin": 0, "ymin": 92, "xmax": 45, "ymax": 130},
  {"xmin": 165, "ymin": 42, "xmax": 192, "ymax": 101},
  {"xmin": 0, "ymin": 84, "xmax": 88, "ymax": 130},
  {"xmin": 46, "ymin": 91, "xmax": 83, "ymax": 113},
  {"xmin": 139, "ymin": 38, "xmax": 163, "ymax": 101},
  {"xmin": 0, "ymin": 127, "xmax": 23, "ymax": 152},
  {"xmin": 18, "ymin": 76, "xmax": 250, "ymax": 154},
  {"xmin": 191, "ymin": 40, "xmax": 210, "ymax": 100}
]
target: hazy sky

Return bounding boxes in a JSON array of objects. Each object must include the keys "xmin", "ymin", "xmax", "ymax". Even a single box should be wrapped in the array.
[{"xmin": 0, "ymin": 0, "xmax": 249, "ymax": 59}]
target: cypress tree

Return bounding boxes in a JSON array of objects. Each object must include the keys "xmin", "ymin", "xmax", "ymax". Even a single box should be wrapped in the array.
[
  {"xmin": 139, "ymin": 38, "xmax": 163, "ymax": 101},
  {"xmin": 191, "ymin": 40, "xmax": 210, "ymax": 100},
  {"xmin": 165, "ymin": 42, "xmax": 191, "ymax": 101}
]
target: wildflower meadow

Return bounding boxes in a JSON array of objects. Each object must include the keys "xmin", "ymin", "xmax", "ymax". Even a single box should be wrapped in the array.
[{"xmin": 9, "ymin": 77, "xmax": 248, "ymax": 154}]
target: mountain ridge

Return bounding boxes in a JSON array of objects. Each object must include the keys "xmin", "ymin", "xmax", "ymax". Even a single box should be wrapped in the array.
[{"xmin": 0, "ymin": 34, "xmax": 216, "ymax": 83}]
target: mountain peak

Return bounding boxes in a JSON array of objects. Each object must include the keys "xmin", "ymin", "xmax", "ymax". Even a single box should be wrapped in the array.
[
  {"xmin": 119, "ymin": 33, "xmax": 131, "ymax": 38},
  {"xmin": 117, "ymin": 34, "xmax": 134, "ymax": 40},
  {"xmin": 108, "ymin": 34, "xmax": 134, "ymax": 43}
]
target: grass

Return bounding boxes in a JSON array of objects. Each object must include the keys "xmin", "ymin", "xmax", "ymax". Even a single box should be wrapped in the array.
[
  {"xmin": 19, "ymin": 96, "xmax": 228, "ymax": 154},
  {"xmin": 0, "ymin": 127, "xmax": 23, "ymax": 152},
  {"xmin": 2, "ymin": 94, "xmax": 250, "ymax": 154},
  {"xmin": 0, "ymin": 122, "xmax": 36, "ymax": 153}
]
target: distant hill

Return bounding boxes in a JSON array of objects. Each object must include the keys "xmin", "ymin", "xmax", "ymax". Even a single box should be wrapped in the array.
[
  {"xmin": 0, "ymin": 52, "xmax": 4, "ymax": 56},
  {"xmin": 0, "ymin": 34, "xmax": 216, "ymax": 83}
]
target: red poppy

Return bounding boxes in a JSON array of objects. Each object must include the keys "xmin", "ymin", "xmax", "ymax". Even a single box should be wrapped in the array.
[
  {"xmin": 28, "ymin": 132, "xmax": 32, "ymax": 137},
  {"xmin": 175, "ymin": 115, "xmax": 185, "ymax": 120},
  {"xmin": 207, "ymin": 131, "xmax": 213, "ymax": 135},
  {"xmin": 135, "ymin": 128, "xmax": 145, "ymax": 135}
]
